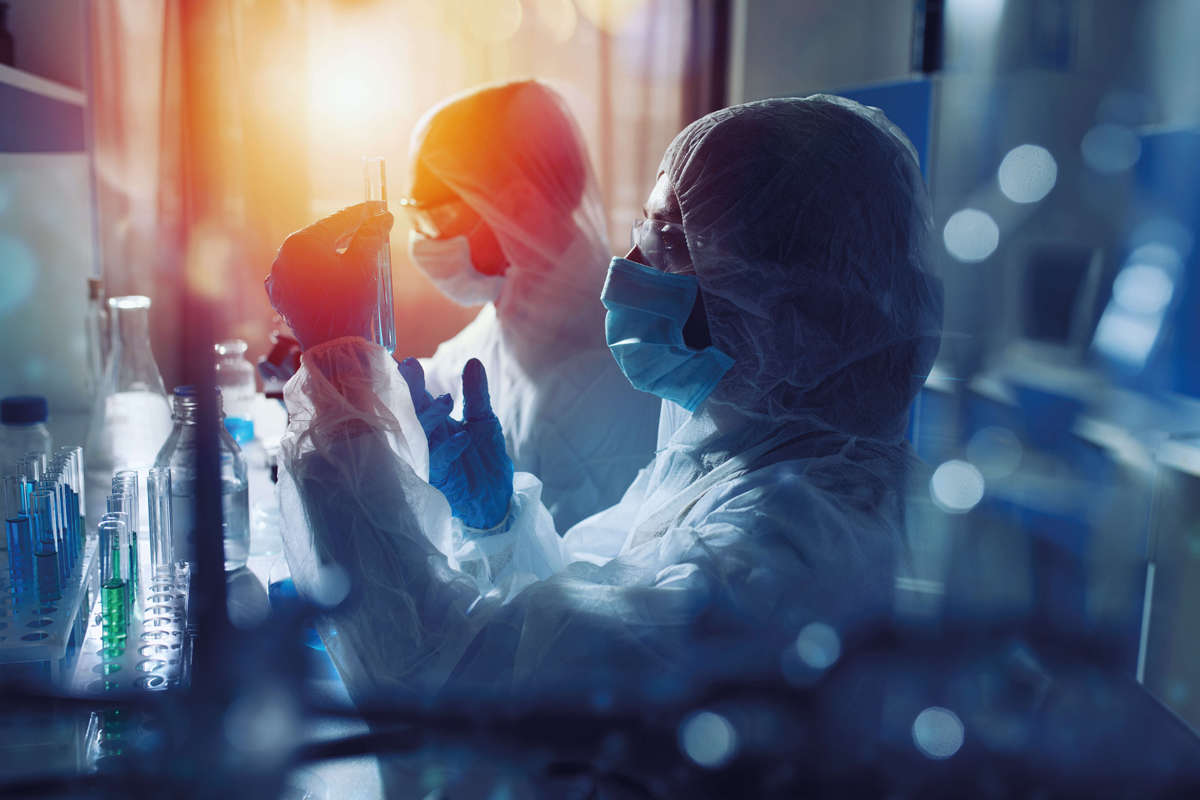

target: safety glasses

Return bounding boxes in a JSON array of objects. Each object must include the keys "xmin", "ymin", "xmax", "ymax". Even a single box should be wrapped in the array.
[
  {"xmin": 631, "ymin": 218, "xmax": 693, "ymax": 273},
  {"xmin": 397, "ymin": 197, "xmax": 478, "ymax": 240}
]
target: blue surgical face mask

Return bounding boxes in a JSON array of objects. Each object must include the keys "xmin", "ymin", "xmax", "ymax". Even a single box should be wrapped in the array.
[{"xmin": 601, "ymin": 257, "xmax": 734, "ymax": 413}]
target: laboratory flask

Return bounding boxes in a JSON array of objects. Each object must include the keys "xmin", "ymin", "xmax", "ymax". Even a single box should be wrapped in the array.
[
  {"xmin": 364, "ymin": 156, "xmax": 397, "ymax": 354},
  {"xmin": 0, "ymin": 395, "xmax": 51, "ymax": 473},
  {"xmin": 214, "ymin": 339, "xmax": 257, "ymax": 444},
  {"xmin": 85, "ymin": 296, "xmax": 172, "ymax": 476},
  {"xmin": 154, "ymin": 386, "xmax": 250, "ymax": 571}
]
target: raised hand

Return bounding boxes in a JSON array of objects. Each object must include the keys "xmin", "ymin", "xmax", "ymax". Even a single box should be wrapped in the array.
[
  {"xmin": 397, "ymin": 358, "xmax": 513, "ymax": 530},
  {"xmin": 264, "ymin": 203, "xmax": 394, "ymax": 350}
]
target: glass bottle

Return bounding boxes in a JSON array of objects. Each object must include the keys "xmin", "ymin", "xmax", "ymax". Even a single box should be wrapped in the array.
[
  {"xmin": 154, "ymin": 386, "xmax": 250, "ymax": 571},
  {"xmin": 86, "ymin": 296, "xmax": 173, "ymax": 476},
  {"xmin": 364, "ymin": 156, "xmax": 396, "ymax": 354},
  {"xmin": 214, "ymin": 339, "xmax": 257, "ymax": 445},
  {"xmin": 0, "ymin": 396, "xmax": 52, "ymax": 474}
]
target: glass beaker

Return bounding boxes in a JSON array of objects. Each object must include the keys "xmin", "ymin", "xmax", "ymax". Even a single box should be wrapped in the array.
[
  {"xmin": 364, "ymin": 157, "xmax": 396, "ymax": 354},
  {"xmin": 86, "ymin": 297, "xmax": 173, "ymax": 477}
]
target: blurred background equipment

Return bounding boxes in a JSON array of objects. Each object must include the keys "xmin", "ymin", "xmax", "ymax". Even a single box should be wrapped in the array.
[{"xmin": 1, "ymin": 0, "xmax": 1200, "ymax": 796}]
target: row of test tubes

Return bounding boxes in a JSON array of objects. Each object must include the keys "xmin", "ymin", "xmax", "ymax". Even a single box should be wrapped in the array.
[
  {"xmin": 2, "ymin": 447, "xmax": 87, "ymax": 604},
  {"xmin": 90, "ymin": 467, "xmax": 190, "ymax": 769},
  {"xmin": 96, "ymin": 466, "xmax": 190, "ymax": 689}
]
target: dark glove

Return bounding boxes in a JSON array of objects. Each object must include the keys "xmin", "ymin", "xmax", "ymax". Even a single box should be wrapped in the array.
[
  {"xmin": 398, "ymin": 357, "xmax": 513, "ymax": 530},
  {"xmin": 265, "ymin": 203, "xmax": 393, "ymax": 350}
]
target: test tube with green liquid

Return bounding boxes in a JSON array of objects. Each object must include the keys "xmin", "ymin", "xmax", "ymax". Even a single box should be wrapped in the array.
[{"xmin": 98, "ymin": 514, "xmax": 129, "ymax": 650}]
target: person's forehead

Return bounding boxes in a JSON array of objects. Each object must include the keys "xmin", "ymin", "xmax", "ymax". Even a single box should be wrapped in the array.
[{"xmin": 644, "ymin": 173, "xmax": 681, "ymax": 222}]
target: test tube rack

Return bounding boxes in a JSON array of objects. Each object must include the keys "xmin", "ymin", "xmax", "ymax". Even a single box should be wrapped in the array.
[
  {"xmin": 71, "ymin": 568, "xmax": 188, "ymax": 697},
  {"xmin": 0, "ymin": 536, "xmax": 99, "ymax": 684}
]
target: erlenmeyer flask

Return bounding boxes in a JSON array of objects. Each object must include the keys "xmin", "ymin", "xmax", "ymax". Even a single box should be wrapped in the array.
[{"xmin": 86, "ymin": 296, "xmax": 173, "ymax": 479}]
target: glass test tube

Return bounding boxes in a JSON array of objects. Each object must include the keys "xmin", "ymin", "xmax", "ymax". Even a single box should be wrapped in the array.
[
  {"xmin": 2, "ymin": 475, "xmax": 32, "ymax": 596},
  {"xmin": 47, "ymin": 466, "xmax": 75, "ymax": 572},
  {"xmin": 51, "ymin": 470, "xmax": 77, "ymax": 574},
  {"xmin": 28, "ymin": 490, "xmax": 60, "ymax": 601},
  {"xmin": 112, "ymin": 472, "xmax": 140, "ymax": 594},
  {"xmin": 37, "ymin": 478, "xmax": 70, "ymax": 582},
  {"xmin": 98, "ymin": 515, "xmax": 129, "ymax": 650},
  {"xmin": 58, "ymin": 447, "xmax": 85, "ymax": 549},
  {"xmin": 105, "ymin": 495, "xmax": 133, "ymax": 576},
  {"xmin": 363, "ymin": 156, "xmax": 396, "ymax": 354},
  {"xmin": 147, "ymin": 466, "xmax": 173, "ymax": 579}
]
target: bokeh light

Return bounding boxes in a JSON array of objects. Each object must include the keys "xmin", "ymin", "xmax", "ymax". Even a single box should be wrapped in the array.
[
  {"xmin": 464, "ymin": 0, "xmax": 524, "ymax": 44},
  {"xmin": 965, "ymin": 426, "xmax": 1023, "ymax": 480},
  {"xmin": 679, "ymin": 711, "xmax": 738, "ymax": 769},
  {"xmin": 536, "ymin": 0, "xmax": 578, "ymax": 42},
  {"xmin": 794, "ymin": 622, "xmax": 841, "ymax": 671},
  {"xmin": 943, "ymin": 209, "xmax": 1000, "ymax": 262},
  {"xmin": 997, "ymin": 144, "xmax": 1057, "ymax": 203},
  {"xmin": 0, "ymin": 234, "xmax": 38, "ymax": 317},
  {"xmin": 1113, "ymin": 263, "xmax": 1174, "ymax": 315},
  {"xmin": 912, "ymin": 706, "xmax": 964, "ymax": 759},
  {"xmin": 1081, "ymin": 123, "xmax": 1142, "ymax": 174},
  {"xmin": 930, "ymin": 460, "xmax": 985, "ymax": 514},
  {"xmin": 575, "ymin": 0, "xmax": 648, "ymax": 34}
]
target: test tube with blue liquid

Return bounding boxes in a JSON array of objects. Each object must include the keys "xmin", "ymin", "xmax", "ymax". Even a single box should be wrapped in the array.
[
  {"xmin": 58, "ymin": 447, "xmax": 85, "ymax": 557},
  {"xmin": 28, "ymin": 489, "xmax": 60, "ymax": 602},
  {"xmin": 3, "ymin": 475, "xmax": 32, "ymax": 596},
  {"xmin": 36, "ymin": 478, "xmax": 69, "ymax": 583},
  {"xmin": 50, "ymin": 470, "xmax": 76, "ymax": 574},
  {"xmin": 364, "ymin": 156, "xmax": 396, "ymax": 354}
]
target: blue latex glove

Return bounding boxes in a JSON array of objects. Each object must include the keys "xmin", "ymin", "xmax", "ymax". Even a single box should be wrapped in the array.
[{"xmin": 398, "ymin": 357, "xmax": 514, "ymax": 530}]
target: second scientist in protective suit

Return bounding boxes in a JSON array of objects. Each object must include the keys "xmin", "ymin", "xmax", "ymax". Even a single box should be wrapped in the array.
[
  {"xmin": 402, "ymin": 79, "xmax": 660, "ymax": 531},
  {"xmin": 269, "ymin": 95, "xmax": 943, "ymax": 706}
]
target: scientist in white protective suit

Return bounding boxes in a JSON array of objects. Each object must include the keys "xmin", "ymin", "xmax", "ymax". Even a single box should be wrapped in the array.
[
  {"xmin": 268, "ymin": 79, "xmax": 660, "ymax": 534},
  {"xmin": 266, "ymin": 94, "xmax": 943, "ymax": 708}
]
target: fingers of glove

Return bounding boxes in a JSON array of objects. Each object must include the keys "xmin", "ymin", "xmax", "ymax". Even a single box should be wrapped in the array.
[
  {"xmin": 345, "ymin": 211, "xmax": 395, "ymax": 263},
  {"xmin": 309, "ymin": 203, "xmax": 374, "ymax": 240},
  {"xmin": 461, "ymin": 358, "xmax": 496, "ymax": 422},
  {"xmin": 418, "ymin": 394, "xmax": 455, "ymax": 442},
  {"xmin": 397, "ymin": 357, "xmax": 432, "ymax": 410}
]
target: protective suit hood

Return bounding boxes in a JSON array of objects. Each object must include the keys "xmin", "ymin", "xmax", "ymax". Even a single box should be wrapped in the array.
[
  {"xmin": 408, "ymin": 80, "xmax": 611, "ymax": 365},
  {"xmin": 659, "ymin": 94, "xmax": 944, "ymax": 441}
]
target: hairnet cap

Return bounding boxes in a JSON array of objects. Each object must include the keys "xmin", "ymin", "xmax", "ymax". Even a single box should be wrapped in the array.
[
  {"xmin": 661, "ymin": 94, "xmax": 943, "ymax": 439},
  {"xmin": 410, "ymin": 80, "xmax": 588, "ymax": 214}
]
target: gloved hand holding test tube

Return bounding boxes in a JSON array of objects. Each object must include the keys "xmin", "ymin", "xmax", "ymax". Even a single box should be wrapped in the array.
[{"xmin": 264, "ymin": 158, "xmax": 397, "ymax": 353}]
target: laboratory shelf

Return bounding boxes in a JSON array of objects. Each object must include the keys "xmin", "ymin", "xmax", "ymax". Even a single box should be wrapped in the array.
[
  {"xmin": 0, "ymin": 63, "xmax": 86, "ymax": 106},
  {"xmin": 0, "ymin": 62, "xmax": 87, "ymax": 152}
]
